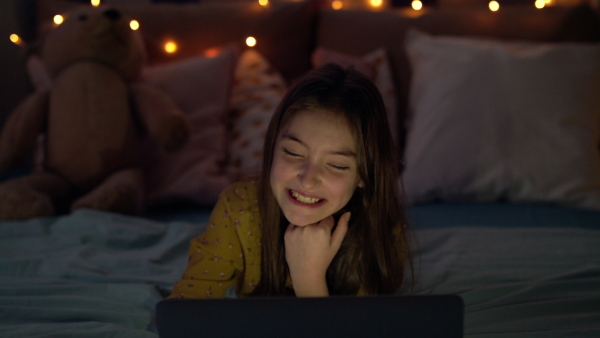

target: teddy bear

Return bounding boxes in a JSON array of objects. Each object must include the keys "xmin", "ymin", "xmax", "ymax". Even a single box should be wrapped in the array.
[{"xmin": 0, "ymin": 5, "xmax": 190, "ymax": 220}]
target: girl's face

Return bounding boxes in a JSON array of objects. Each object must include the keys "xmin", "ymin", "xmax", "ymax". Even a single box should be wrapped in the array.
[{"xmin": 270, "ymin": 109, "xmax": 364, "ymax": 227}]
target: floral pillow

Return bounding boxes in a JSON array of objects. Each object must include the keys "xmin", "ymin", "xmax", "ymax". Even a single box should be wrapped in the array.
[{"xmin": 227, "ymin": 49, "xmax": 287, "ymax": 180}]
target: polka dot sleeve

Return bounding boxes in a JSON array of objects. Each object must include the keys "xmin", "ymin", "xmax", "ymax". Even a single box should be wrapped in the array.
[
  {"xmin": 169, "ymin": 187, "xmax": 246, "ymax": 298},
  {"xmin": 168, "ymin": 181, "xmax": 261, "ymax": 299}
]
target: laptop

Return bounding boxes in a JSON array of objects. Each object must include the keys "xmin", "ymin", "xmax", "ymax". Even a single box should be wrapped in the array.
[{"xmin": 155, "ymin": 295, "xmax": 464, "ymax": 338}]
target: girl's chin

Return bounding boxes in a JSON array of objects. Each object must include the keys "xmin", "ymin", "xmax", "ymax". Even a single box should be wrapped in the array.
[{"xmin": 284, "ymin": 213, "xmax": 324, "ymax": 227}]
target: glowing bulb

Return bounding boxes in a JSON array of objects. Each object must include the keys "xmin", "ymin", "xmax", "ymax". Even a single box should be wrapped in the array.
[
  {"xmin": 332, "ymin": 0, "xmax": 343, "ymax": 10},
  {"xmin": 91, "ymin": 0, "xmax": 101, "ymax": 7},
  {"xmin": 370, "ymin": 0, "xmax": 383, "ymax": 8},
  {"xmin": 258, "ymin": 0, "xmax": 269, "ymax": 6},
  {"xmin": 489, "ymin": 1, "xmax": 500, "ymax": 11},
  {"xmin": 204, "ymin": 47, "xmax": 220, "ymax": 58},
  {"xmin": 130, "ymin": 20, "xmax": 140, "ymax": 30},
  {"xmin": 54, "ymin": 15, "xmax": 64, "ymax": 25},
  {"xmin": 411, "ymin": 0, "xmax": 423, "ymax": 10},
  {"xmin": 9, "ymin": 34, "xmax": 22, "ymax": 46},
  {"xmin": 246, "ymin": 36, "xmax": 257, "ymax": 47},
  {"xmin": 164, "ymin": 41, "xmax": 178, "ymax": 54}
]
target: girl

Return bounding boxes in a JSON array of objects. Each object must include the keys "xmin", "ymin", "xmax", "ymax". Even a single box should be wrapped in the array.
[{"xmin": 169, "ymin": 63, "xmax": 409, "ymax": 298}]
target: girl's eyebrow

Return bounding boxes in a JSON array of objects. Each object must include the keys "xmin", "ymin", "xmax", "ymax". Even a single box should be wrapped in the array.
[{"xmin": 281, "ymin": 134, "xmax": 356, "ymax": 157}]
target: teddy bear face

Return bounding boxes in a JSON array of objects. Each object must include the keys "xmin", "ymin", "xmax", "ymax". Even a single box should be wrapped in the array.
[{"xmin": 42, "ymin": 6, "xmax": 146, "ymax": 81}]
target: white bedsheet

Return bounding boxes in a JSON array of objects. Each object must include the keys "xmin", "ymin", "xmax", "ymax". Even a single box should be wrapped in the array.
[{"xmin": 406, "ymin": 227, "xmax": 600, "ymax": 337}]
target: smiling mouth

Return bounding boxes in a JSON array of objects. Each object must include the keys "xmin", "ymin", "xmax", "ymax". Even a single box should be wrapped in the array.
[{"xmin": 289, "ymin": 189, "xmax": 323, "ymax": 205}]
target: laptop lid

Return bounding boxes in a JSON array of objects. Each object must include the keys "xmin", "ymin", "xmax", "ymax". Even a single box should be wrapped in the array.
[{"xmin": 156, "ymin": 295, "xmax": 464, "ymax": 338}]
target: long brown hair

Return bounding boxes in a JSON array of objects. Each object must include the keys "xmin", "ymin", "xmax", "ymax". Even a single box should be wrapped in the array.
[{"xmin": 253, "ymin": 63, "xmax": 410, "ymax": 296}]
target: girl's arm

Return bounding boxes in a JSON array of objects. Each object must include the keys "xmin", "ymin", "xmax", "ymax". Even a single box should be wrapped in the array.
[
  {"xmin": 169, "ymin": 187, "xmax": 247, "ymax": 299},
  {"xmin": 284, "ymin": 212, "xmax": 350, "ymax": 297}
]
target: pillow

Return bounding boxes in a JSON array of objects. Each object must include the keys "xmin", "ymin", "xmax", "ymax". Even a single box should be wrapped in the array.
[
  {"xmin": 227, "ymin": 49, "xmax": 287, "ymax": 180},
  {"xmin": 402, "ymin": 29, "xmax": 600, "ymax": 210},
  {"xmin": 142, "ymin": 46, "xmax": 237, "ymax": 206},
  {"xmin": 312, "ymin": 47, "xmax": 399, "ymax": 146}
]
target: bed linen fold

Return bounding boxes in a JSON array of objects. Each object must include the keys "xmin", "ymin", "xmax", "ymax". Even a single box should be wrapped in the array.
[
  {"xmin": 1, "ymin": 208, "xmax": 599, "ymax": 337},
  {"xmin": 406, "ymin": 227, "xmax": 600, "ymax": 337},
  {"xmin": 0, "ymin": 209, "xmax": 204, "ymax": 337}
]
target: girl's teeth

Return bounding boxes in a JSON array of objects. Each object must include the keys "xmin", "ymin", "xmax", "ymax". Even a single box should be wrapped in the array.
[{"xmin": 290, "ymin": 190, "xmax": 321, "ymax": 204}]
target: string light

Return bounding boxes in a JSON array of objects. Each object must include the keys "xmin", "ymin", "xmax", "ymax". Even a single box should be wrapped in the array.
[
  {"xmin": 164, "ymin": 40, "xmax": 178, "ymax": 54},
  {"xmin": 535, "ymin": 0, "xmax": 545, "ymax": 7},
  {"xmin": 130, "ymin": 20, "xmax": 140, "ymax": 30},
  {"xmin": 258, "ymin": 0, "xmax": 269, "ymax": 6},
  {"xmin": 489, "ymin": 1, "xmax": 500, "ymax": 11},
  {"xmin": 411, "ymin": 0, "xmax": 423, "ymax": 10},
  {"xmin": 246, "ymin": 36, "xmax": 257, "ymax": 47},
  {"xmin": 9, "ymin": 34, "xmax": 23, "ymax": 46},
  {"xmin": 54, "ymin": 15, "xmax": 64, "ymax": 25},
  {"xmin": 204, "ymin": 47, "xmax": 221, "ymax": 58},
  {"xmin": 332, "ymin": 0, "xmax": 343, "ymax": 10},
  {"xmin": 91, "ymin": 0, "xmax": 101, "ymax": 7},
  {"xmin": 369, "ymin": 0, "xmax": 383, "ymax": 8}
]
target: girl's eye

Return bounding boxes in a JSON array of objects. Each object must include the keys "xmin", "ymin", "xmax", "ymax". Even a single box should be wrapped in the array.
[
  {"xmin": 283, "ymin": 148, "xmax": 301, "ymax": 158},
  {"xmin": 329, "ymin": 164, "xmax": 350, "ymax": 172}
]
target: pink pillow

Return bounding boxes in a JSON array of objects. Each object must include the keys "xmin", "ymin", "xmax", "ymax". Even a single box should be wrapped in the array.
[
  {"xmin": 312, "ymin": 47, "xmax": 398, "ymax": 146},
  {"xmin": 142, "ymin": 46, "xmax": 237, "ymax": 206}
]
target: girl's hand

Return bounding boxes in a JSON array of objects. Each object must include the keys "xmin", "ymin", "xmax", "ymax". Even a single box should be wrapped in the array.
[{"xmin": 284, "ymin": 211, "xmax": 351, "ymax": 297}]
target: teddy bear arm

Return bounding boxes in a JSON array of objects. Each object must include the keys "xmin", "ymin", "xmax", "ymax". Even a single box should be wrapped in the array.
[
  {"xmin": 0, "ymin": 91, "xmax": 49, "ymax": 173},
  {"xmin": 130, "ymin": 83, "xmax": 191, "ymax": 152}
]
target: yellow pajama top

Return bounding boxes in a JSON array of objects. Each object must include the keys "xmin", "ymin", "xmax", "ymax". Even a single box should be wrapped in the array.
[
  {"xmin": 169, "ymin": 180, "xmax": 371, "ymax": 298},
  {"xmin": 169, "ymin": 180, "xmax": 263, "ymax": 298}
]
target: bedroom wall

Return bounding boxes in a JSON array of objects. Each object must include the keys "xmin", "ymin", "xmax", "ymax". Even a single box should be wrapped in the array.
[
  {"xmin": 0, "ymin": 0, "xmax": 34, "ymax": 129},
  {"xmin": 0, "ymin": 0, "xmax": 177, "ymax": 131}
]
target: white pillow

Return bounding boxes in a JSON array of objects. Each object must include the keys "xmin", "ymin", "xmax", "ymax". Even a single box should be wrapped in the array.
[{"xmin": 402, "ymin": 29, "xmax": 600, "ymax": 210}]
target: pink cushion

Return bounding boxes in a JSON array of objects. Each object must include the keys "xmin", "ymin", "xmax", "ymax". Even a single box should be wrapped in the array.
[
  {"xmin": 142, "ymin": 46, "xmax": 237, "ymax": 206},
  {"xmin": 311, "ymin": 47, "xmax": 398, "ymax": 146}
]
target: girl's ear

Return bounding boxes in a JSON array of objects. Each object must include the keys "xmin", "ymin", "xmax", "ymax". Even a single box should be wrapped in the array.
[{"xmin": 358, "ymin": 180, "xmax": 365, "ymax": 188}]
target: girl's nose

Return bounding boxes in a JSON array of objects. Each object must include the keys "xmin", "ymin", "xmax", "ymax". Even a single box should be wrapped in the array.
[{"xmin": 298, "ymin": 162, "xmax": 321, "ymax": 189}]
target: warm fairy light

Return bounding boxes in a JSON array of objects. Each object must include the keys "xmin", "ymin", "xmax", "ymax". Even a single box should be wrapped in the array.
[
  {"xmin": 535, "ymin": 0, "xmax": 545, "ymax": 8},
  {"xmin": 246, "ymin": 36, "xmax": 257, "ymax": 47},
  {"xmin": 332, "ymin": 0, "xmax": 343, "ymax": 10},
  {"xmin": 91, "ymin": 0, "xmax": 101, "ymax": 7},
  {"xmin": 9, "ymin": 34, "xmax": 23, "ymax": 46},
  {"xmin": 258, "ymin": 0, "xmax": 269, "ymax": 6},
  {"xmin": 164, "ymin": 41, "xmax": 178, "ymax": 54},
  {"xmin": 489, "ymin": 1, "xmax": 500, "ymax": 11},
  {"xmin": 54, "ymin": 15, "xmax": 64, "ymax": 25},
  {"xmin": 411, "ymin": 0, "xmax": 423, "ymax": 10},
  {"xmin": 204, "ymin": 47, "xmax": 220, "ymax": 58},
  {"xmin": 130, "ymin": 20, "xmax": 140, "ymax": 30},
  {"xmin": 370, "ymin": 0, "xmax": 383, "ymax": 8}
]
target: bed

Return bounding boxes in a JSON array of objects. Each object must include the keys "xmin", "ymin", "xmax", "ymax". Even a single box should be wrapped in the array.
[
  {"xmin": 1, "ymin": 203, "xmax": 599, "ymax": 337},
  {"xmin": 1, "ymin": 0, "xmax": 600, "ymax": 337}
]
